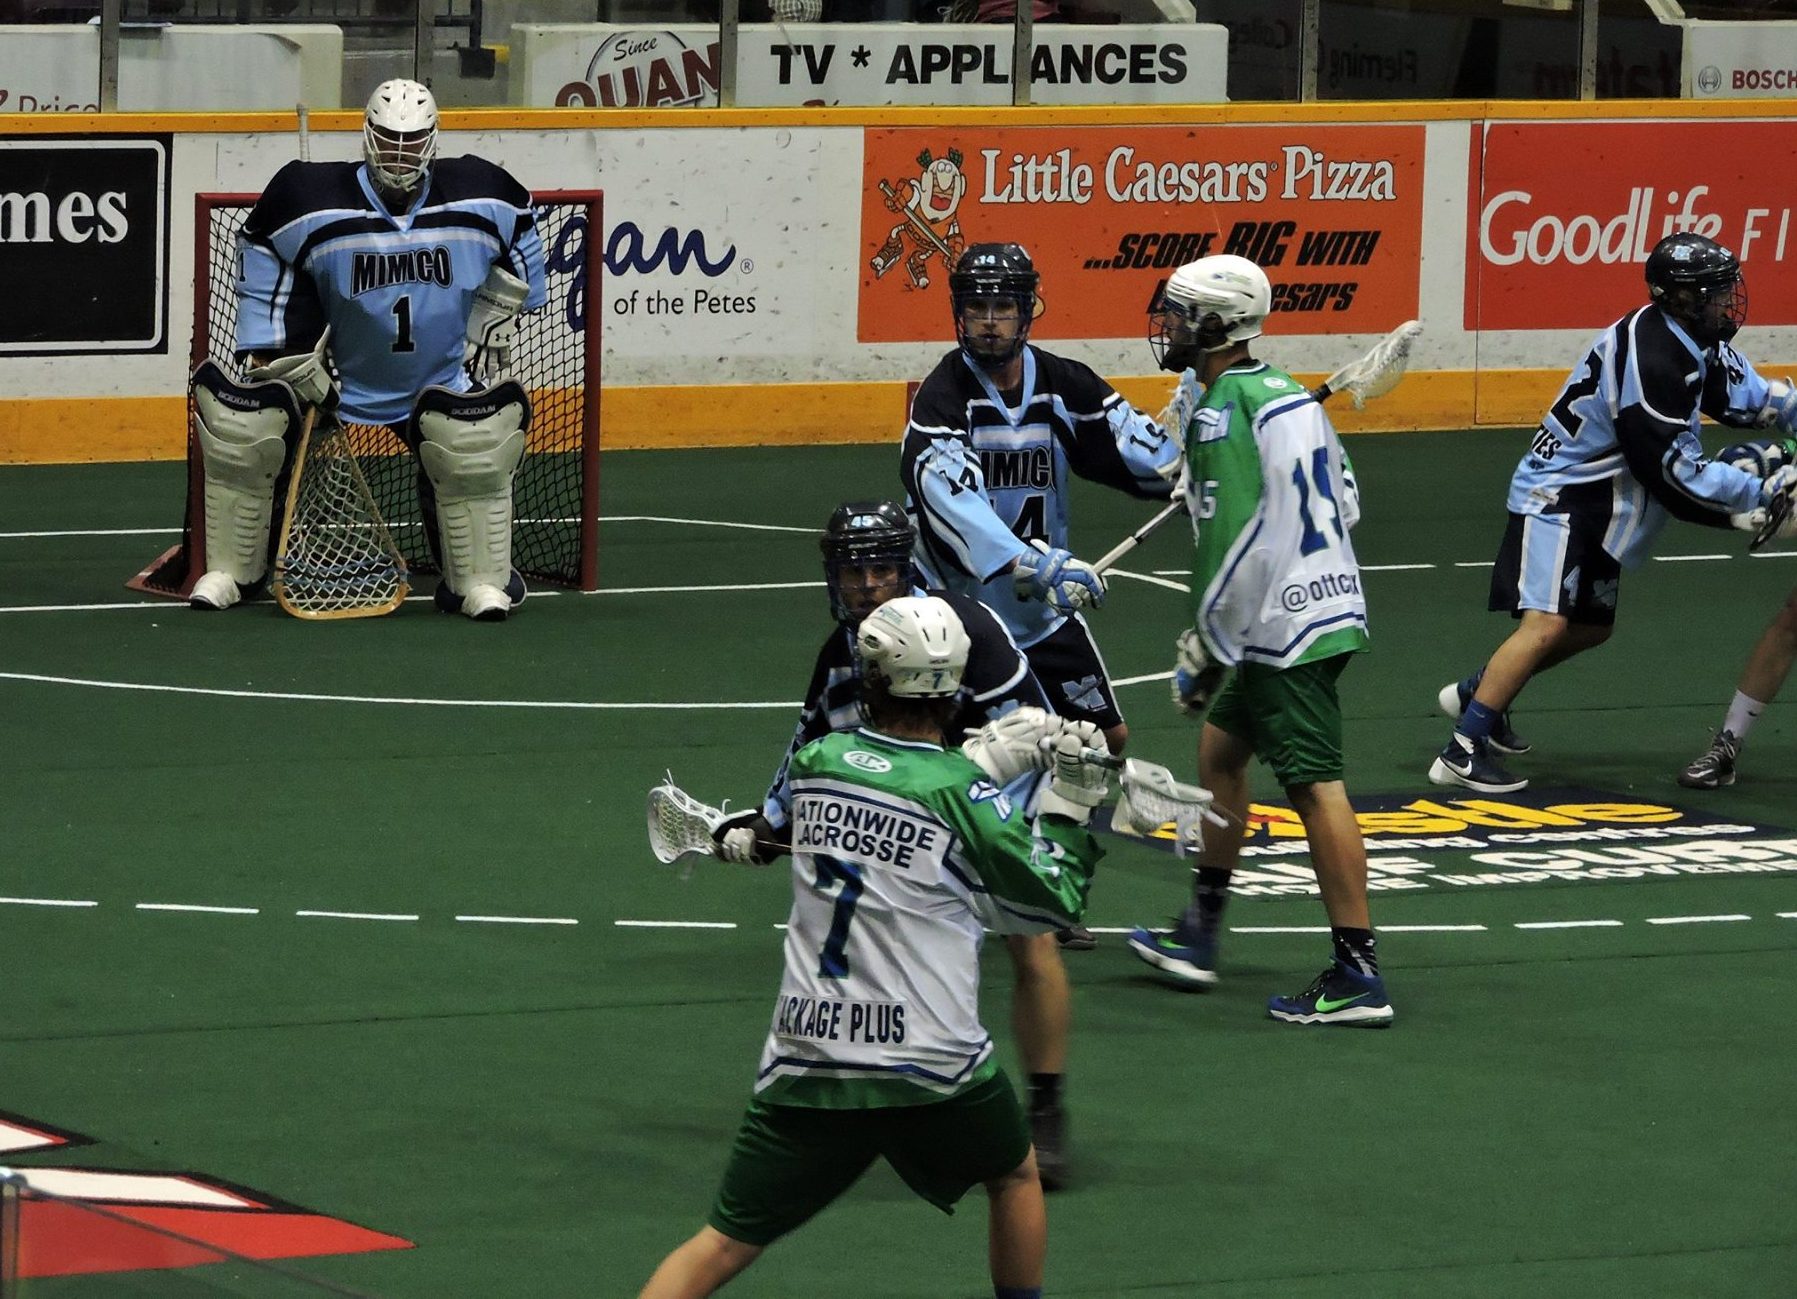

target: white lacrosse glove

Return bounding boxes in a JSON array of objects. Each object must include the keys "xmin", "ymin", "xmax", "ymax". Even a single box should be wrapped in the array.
[
  {"xmin": 1171, "ymin": 627, "xmax": 1229, "ymax": 717},
  {"xmin": 962, "ymin": 706, "xmax": 1057, "ymax": 785},
  {"xmin": 464, "ymin": 266, "xmax": 531, "ymax": 385},
  {"xmin": 1756, "ymin": 379, "xmax": 1797, "ymax": 434},
  {"xmin": 246, "ymin": 326, "xmax": 338, "ymax": 410},
  {"xmin": 1036, "ymin": 723, "xmax": 1110, "ymax": 824},
  {"xmin": 1013, "ymin": 541, "xmax": 1107, "ymax": 612},
  {"xmin": 712, "ymin": 809, "xmax": 775, "ymax": 866}
]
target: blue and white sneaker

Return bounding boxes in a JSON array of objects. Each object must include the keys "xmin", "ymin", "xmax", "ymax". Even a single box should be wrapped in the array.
[
  {"xmin": 1268, "ymin": 961, "xmax": 1393, "ymax": 1027},
  {"xmin": 1126, "ymin": 923, "xmax": 1218, "ymax": 990},
  {"xmin": 1436, "ymin": 680, "xmax": 1531, "ymax": 756},
  {"xmin": 1429, "ymin": 733, "xmax": 1528, "ymax": 794}
]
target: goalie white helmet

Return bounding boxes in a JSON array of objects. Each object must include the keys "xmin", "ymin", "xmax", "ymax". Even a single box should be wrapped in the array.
[
  {"xmin": 1151, "ymin": 254, "xmax": 1272, "ymax": 371},
  {"xmin": 856, "ymin": 595, "xmax": 970, "ymax": 699},
  {"xmin": 363, "ymin": 79, "xmax": 439, "ymax": 197}
]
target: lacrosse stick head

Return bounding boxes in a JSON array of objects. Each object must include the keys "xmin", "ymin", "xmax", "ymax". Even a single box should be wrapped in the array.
[
  {"xmin": 646, "ymin": 775, "xmax": 725, "ymax": 875},
  {"xmin": 1750, "ymin": 489, "xmax": 1793, "ymax": 553},
  {"xmin": 1332, "ymin": 320, "xmax": 1421, "ymax": 409},
  {"xmin": 1113, "ymin": 758, "xmax": 1223, "ymax": 849}
]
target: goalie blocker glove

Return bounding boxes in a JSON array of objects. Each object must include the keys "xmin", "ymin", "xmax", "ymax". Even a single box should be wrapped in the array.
[
  {"xmin": 1013, "ymin": 540, "xmax": 1106, "ymax": 612},
  {"xmin": 464, "ymin": 265, "xmax": 531, "ymax": 385},
  {"xmin": 245, "ymin": 326, "xmax": 339, "ymax": 411}
]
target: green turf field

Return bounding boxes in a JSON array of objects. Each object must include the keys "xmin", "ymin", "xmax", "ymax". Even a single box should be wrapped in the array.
[{"xmin": 1, "ymin": 431, "xmax": 1793, "ymax": 1297}]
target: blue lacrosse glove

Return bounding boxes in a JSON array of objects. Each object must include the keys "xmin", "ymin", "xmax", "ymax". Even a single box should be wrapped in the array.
[
  {"xmin": 1171, "ymin": 628, "xmax": 1228, "ymax": 717},
  {"xmin": 1013, "ymin": 541, "xmax": 1106, "ymax": 612},
  {"xmin": 1757, "ymin": 379, "xmax": 1797, "ymax": 435}
]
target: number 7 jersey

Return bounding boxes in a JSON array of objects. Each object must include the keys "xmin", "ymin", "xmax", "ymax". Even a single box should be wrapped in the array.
[
  {"xmin": 756, "ymin": 728, "xmax": 1100, "ymax": 1110},
  {"xmin": 1182, "ymin": 361, "xmax": 1369, "ymax": 670}
]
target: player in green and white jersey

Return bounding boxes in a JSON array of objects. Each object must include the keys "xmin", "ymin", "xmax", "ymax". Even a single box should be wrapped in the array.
[
  {"xmin": 1125, "ymin": 255, "xmax": 1392, "ymax": 1028},
  {"xmin": 639, "ymin": 596, "xmax": 1108, "ymax": 1299}
]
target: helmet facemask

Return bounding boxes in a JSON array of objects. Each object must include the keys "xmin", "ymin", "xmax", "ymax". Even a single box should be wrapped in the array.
[
  {"xmin": 363, "ymin": 80, "xmax": 439, "ymax": 200},
  {"xmin": 949, "ymin": 244, "xmax": 1041, "ymax": 373},
  {"xmin": 1659, "ymin": 276, "xmax": 1748, "ymax": 346},
  {"xmin": 1149, "ymin": 291, "xmax": 1231, "ymax": 374},
  {"xmin": 820, "ymin": 502, "xmax": 916, "ymax": 626}
]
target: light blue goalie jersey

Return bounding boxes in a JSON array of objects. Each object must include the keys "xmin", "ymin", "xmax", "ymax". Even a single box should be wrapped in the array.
[
  {"xmin": 234, "ymin": 158, "xmax": 548, "ymax": 426},
  {"xmin": 1507, "ymin": 305, "xmax": 1773, "ymax": 568}
]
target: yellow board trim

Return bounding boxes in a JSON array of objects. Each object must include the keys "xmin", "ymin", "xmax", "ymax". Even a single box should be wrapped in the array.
[{"xmin": 0, "ymin": 369, "xmax": 1586, "ymax": 463}]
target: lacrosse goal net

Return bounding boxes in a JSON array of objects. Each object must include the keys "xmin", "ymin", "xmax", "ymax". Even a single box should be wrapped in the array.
[{"xmin": 128, "ymin": 189, "xmax": 603, "ymax": 599}]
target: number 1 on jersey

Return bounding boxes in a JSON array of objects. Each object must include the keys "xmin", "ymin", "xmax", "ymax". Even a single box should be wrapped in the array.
[
  {"xmin": 391, "ymin": 295, "xmax": 415, "ymax": 353},
  {"xmin": 814, "ymin": 857, "xmax": 864, "ymax": 978}
]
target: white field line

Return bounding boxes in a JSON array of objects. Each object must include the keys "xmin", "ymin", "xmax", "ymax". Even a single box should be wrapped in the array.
[
  {"xmin": 135, "ymin": 903, "xmax": 258, "ymax": 915},
  {"xmin": 1643, "ymin": 913, "xmax": 1751, "ymax": 925},
  {"xmin": 1228, "ymin": 926, "xmax": 1330, "ymax": 934},
  {"xmin": 1515, "ymin": 919, "xmax": 1622, "ymax": 929},
  {"xmin": 1653, "ymin": 554, "xmax": 1730, "ymax": 563},
  {"xmin": 0, "ymin": 896, "xmax": 97, "ymax": 908},
  {"xmin": 1379, "ymin": 924, "xmax": 1487, "ymax": 932},
  {"xmin": 1778, "ymin": 912, "xmax": 1797, "ymax": 919},
  {"xmin": 454, "ymin": 915, "xmax": 578, "ymax": 925},
  {"xmin": 615, "ymin": 919, "xmax": 738, "ymax": 929},
  {"xmin": 295, "ymin": 910, "xmax": 420, "ymax": 922}
]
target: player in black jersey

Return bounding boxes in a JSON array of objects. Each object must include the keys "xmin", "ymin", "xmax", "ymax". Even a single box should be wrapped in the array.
[{"xmin": 710, "ymin": 500, "xmax": 1085, "ymax": 1190}]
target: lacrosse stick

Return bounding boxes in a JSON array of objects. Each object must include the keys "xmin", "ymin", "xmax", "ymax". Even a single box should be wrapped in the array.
[
  {"xmin": 1040, "ymin": 741, "xmax": 1231, "ymax": 849},
  {"xmin": 1750, "ymin": 489, "xmax": 1793, "ymax": 553},
  {"xmin": 647, "ymin": 775, "xmax": 727, "ymax": 876},
  {"xmin": 1094, "ymin": 319, "xmax": 1425, "ymax": 575}
]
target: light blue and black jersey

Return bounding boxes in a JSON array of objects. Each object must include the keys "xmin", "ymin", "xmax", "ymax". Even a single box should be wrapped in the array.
[
  {"xmin": 1507, "ymin": 305, "xmax": 1771, "ymax": 568},
  {"xmin": 234, "ymin": 157, "xmax": 548, "ymax": 426},
  {"xmin": 901, "ymin": 346, "xmax": 1175, "ymax": 647},
  {"xmin": 760, "ymin": 590, "xmax": 1048, "ymax": 831}
]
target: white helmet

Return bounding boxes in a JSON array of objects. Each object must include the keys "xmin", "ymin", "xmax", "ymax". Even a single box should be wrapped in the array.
[
  {"xmin": 1150, "ymin": 254, "xmax": 1272, "ymax": 370},
  {"xmin": 856, "ymin": 595, "xmax": 970, "ymax": 699},
  {"xmin": 363, "ymin": 79, "xmax": 439, "ymax": 197}
]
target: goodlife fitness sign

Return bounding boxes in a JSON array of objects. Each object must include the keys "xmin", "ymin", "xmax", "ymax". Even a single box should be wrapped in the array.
[
  {"xmin": 0, "ymin": 136, "xmax": 169, "ymax": 354},
  {"xmin": 1467, "ymin": 121, "xmax": 1796, "ymax": 332}
]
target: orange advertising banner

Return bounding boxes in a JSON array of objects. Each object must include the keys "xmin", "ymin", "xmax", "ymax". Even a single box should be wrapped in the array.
[
  {"xmin": 1469, "ymin": 121, "xmax": 1797, "ymax": 333},
  {"xmin": 858, "ymin": 124, "xmax": 1424, "ymax": 344}
]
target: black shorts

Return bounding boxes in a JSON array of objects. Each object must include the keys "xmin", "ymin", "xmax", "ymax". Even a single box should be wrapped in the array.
[
  {"xmin": 1022, "ymin": 614, "xmax": 1124, "ymax": 731},
  {"xmin": 1488, "ymin": 508, "xmax": 1622, "ymax": 627}
]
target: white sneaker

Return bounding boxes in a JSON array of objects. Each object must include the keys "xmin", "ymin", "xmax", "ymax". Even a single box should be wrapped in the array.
[
  {"xmin": 189, "ymin": 570, "xmax": 242, "ymax": 610},
  {"xmin": 461, "ymin": 583, "xmax": 514, "ymax": 621}
]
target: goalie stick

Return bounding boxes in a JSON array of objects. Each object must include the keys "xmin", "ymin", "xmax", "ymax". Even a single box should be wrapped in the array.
[
  {"xmin": 271, "ymin": 411, "xmax": 411, "ymax": 620},
  {"xmin": 1093, "ymin": 319, "xmax": 1423, "ymax": 576}
]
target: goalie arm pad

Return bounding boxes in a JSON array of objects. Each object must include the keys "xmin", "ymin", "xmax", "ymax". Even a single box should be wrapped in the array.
[
  {"xmin": 244, "ymin": 326, "xmax": 338, "ymax": 411},
  {"xmin": 464, "ymin": 265, "xmax": 531, "ymax": 384}
]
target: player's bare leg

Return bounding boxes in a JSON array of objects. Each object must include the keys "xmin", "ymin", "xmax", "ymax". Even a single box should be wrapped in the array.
[
  {"xmin": 1005, "ymin": 933, "xmax": 1072, "ymax": 1191},
  {"xmin": 985, "ymin": 1152, "xmax": 1047, "ymax": 1294},
  {"xmin": 1101, "ymin": 720, "xmax": 1128, "ymax": 756},
  {"xmin": 1681, "ymin": 586, "xmax": 1797, "ymax": 788},
  {"xmin": 637, "ymin": 1226, "xmax": 761, "ymax": 1299},
  {"xmin": 1127, "ymin": 722, "xmax": 1251, "ymax": 990},
  {"xmin": 1434, "ymin": 611, "xmax": 1611, "ymax": 791}
]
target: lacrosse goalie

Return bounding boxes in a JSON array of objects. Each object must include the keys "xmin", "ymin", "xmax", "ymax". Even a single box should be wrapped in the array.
[
  {"xmin": 638, "ymin": 596, "xmax": 1105, "ymax": 1299},
  {"xmin": 190, "ymin": 77, "xmax": 546, "ymax": 620},
  {"xmin": 1125, "ymin": 254, "xmax": 1394, "ymax": 1028}
]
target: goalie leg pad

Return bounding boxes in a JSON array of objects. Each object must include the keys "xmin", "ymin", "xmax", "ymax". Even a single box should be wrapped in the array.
[
  {"xmin": 191, "ymin": 361, "xmax": 300, "ymax": 590},
  {"xmin": 410, "ymin": 382, "xmax": 531, "ymax": 612}
]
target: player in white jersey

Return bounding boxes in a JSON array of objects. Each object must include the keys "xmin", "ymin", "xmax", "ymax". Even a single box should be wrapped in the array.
[
  {"xmin": 1125, "ymin": 255, "xmax": 1392, "ymax": 1027},
  {"xmin": 1430, "ymin": 234, "xmax": 1797, "ymax": 793},
  {"xmin": 638, "ymin": 597, "xmax": 1107, "ymax": 1299},
  {"xmin": 902, "ymin": 243, "xmax": 1184, "ymax": 758},
  {"xmin": 708, "ymin": 500, "xmax": 1081, "ymax": 1188},
  {"xmin": 1677, "ymin": 436, "xmax": 1797, "ymax": 789},
  {"xmin": 187, "ymin": 78, "xmax": 548, "ymax": 621}
]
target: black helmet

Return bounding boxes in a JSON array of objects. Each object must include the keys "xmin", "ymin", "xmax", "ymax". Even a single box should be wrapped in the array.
[
  {"xmin": 949, "ymin": 243, "xmax": 1040, "ymax": 371},
  {"xmin": 1645, "ymin": 233, "xmax": 1746, "ymax": 344},
  {"xmin": 820, "ymin": 500, "xmax": 916, "ymax": 625}
]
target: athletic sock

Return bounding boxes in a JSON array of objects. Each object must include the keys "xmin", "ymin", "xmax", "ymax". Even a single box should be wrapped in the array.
[
  {"xmin": 1459, "ymin": 668, "xmax": 1485, "ymax": 704},
  {"xmin": 1027, "ymin": 1073, "xmax": 1062, "ymax": 1113},
  {"xmin": 1723, "ymin": 691, "xmax": 1766, "ymax": 746},
  {"xmin": 1455, "ymin": 699, "xmax": 1501, "ymax": 746},
  {"xmin": 1332, "ymin": 927, "xmax": 1379, "ymax": 977},
  {"xmin": 995, "ymin": 1288, "xmax": 1043, "ymax": 1299},
  {"xmin": 1179, "ymin": 867, "xmax": 1232, "ymax": 943}
]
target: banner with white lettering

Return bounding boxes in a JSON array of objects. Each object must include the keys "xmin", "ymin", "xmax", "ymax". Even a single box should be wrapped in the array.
[
  {"xmin": 0, "ymin": 136, "xmax": 169, "ymax": 354},
  {"xmin": 1683, "ymin": 21, "xmax": 1797, "ymax": 98},
  {"xmin": 859, "ymin": 123, "xmax": 1423, "ymax": 344},
  {"xmin": 512, "ymin": 22, "xmax": 1227, "ymax": 108},
  {"xmin": 1468, "ymin": 120, "xmax": 1793, "ymax": 332}
]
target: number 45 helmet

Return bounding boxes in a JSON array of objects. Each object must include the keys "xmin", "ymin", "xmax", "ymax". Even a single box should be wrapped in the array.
[
  {"xmin": 856, "ymin": 595, "xmax": 970, "ymax": 699},
  {"xmin": 821, "ymin": 500, "xmax": 916, "ymax": 626},
  {"xmin": 1149, "ymin": 254, "xmax": 1272, "ymax": 373},
  {"xmin": 1645, "ymin": 233, "xmax": 1746, "ymax": 345}
]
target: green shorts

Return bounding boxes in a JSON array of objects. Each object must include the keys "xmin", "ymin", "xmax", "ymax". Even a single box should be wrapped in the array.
[
  {"xmin": 1206, "ymin": 653, "xmax": 1352, "ymax": 787},
  {"xmin": 707, "ymin": 1070, "xmax": 1030, "ymax": 1247}
]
